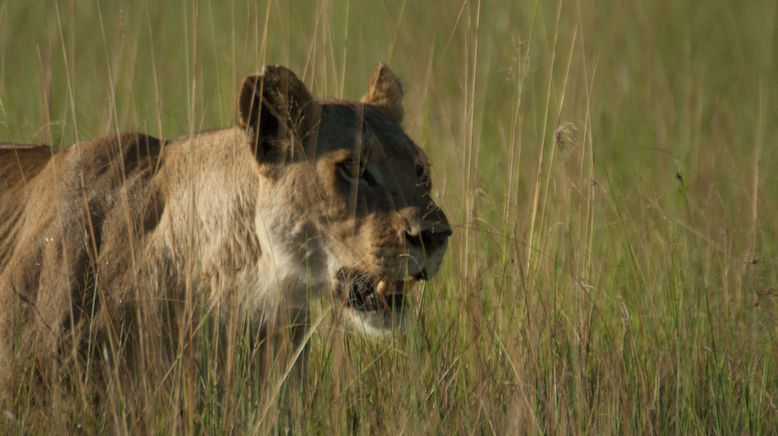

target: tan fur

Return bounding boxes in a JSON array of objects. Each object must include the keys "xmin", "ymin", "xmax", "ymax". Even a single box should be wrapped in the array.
[{"xmin": 0, "ymin": 64, "xmax": 450, "ymax": 399}]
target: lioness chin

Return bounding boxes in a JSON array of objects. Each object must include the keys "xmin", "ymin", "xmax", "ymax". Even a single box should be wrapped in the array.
[{"xmin": 0, "ymin": 63, "xmax": 450, "ymax": 402}]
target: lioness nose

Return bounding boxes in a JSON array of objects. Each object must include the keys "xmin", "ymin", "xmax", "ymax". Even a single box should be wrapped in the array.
[{"xmin": 405, "ymin": 225, "xmax": 452, "ymax": 254}]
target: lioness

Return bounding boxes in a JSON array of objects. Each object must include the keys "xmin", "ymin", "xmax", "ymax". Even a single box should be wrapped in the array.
[{"xmin": 0, "ymin": 63, "xmax": 450, "ymax": 401}]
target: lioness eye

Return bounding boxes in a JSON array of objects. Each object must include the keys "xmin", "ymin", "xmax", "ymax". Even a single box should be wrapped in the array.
[
  {"xmin": 416, "ymin": 163, "xmax": 428, "ymax": 180},
  {"xmin": 361, "ymin": 168, "xmax": 378, "ymax": 187},
  {"xmin": 337, "ymin": 160, "xmax": 358, "ymax": 182},
  {"xmin": 336, "ymin": 160, "xmax": 378, "ymax": 188}
]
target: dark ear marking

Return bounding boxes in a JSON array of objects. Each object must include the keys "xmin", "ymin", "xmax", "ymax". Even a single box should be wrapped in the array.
[{"xmin": 237, "ymin": 65, "xmax": 314, "ymax": 163}]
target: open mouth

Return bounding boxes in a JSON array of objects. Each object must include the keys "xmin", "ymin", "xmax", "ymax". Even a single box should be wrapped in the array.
[{"xmin": 337, "ymin": 268, "xmax": 415, "ymax": 317}]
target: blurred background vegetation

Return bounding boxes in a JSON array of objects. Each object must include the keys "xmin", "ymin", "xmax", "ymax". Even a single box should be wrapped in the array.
[{"xmin": 1, "ymin": 0, "xmax": 776, "ymax": 433}]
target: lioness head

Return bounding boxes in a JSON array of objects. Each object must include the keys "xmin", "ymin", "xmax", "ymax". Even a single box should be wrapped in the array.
[{"xmin": 236, "ymin": 63, "xmax": 451, "ymax": 336}]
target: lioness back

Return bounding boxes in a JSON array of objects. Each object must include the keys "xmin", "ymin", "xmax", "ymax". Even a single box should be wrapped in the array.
[
  {"xmin": 0, "ymin": 145, "xmax": 52, "ymax": 266},
  {"xmin": 0, "ymin": 144, "xmax": 52, "ymax": 190},
  {"xmin": 0, "ymin": 134, "xmax": 169, "ymax": 395}
]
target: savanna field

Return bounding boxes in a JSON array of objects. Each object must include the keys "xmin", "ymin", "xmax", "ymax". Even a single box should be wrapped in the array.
[{"xmin": 1, "ymin": 0, "xmax": 776, "ymax": 434}]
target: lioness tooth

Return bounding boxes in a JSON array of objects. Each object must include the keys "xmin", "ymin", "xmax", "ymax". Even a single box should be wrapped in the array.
[{"xmin": 375, "ymin": 280, "xmax": 387, "ymax": 296}]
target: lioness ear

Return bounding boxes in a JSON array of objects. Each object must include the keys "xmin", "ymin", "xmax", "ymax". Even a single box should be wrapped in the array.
[
  {"xmin": 361, "ymin": 62, "xmax": 404, "ymax": 124},
  {"xmin": 237, "ymin": 65, "xmax": 313, "ymax": 162}
]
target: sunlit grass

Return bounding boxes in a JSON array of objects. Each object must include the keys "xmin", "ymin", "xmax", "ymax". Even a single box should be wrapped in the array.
[{"xmin": 1, "ymin": 0, "xmax": 776, "ymax": 433}]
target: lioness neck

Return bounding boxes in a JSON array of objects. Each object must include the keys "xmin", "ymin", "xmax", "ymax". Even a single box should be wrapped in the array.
[{"xmin": 158, "ymin": 127, "xmax": 329, "ymax": 320}]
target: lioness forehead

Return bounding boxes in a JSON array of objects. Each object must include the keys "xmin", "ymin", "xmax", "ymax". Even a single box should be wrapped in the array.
[{"xmin": 316, "ymin": 102, "xmax": 419, "ymax": 160}]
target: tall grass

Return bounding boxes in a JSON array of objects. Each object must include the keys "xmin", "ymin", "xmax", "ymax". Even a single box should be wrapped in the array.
[{"xmin": 1, "ymin": 0, "xmax": 776, "ymax": 433}]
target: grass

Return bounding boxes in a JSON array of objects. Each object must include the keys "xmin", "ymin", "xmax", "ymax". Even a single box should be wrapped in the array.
[{"xmin": 1, "ymin": 0, "xmax": 776, "ymax": 433}]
